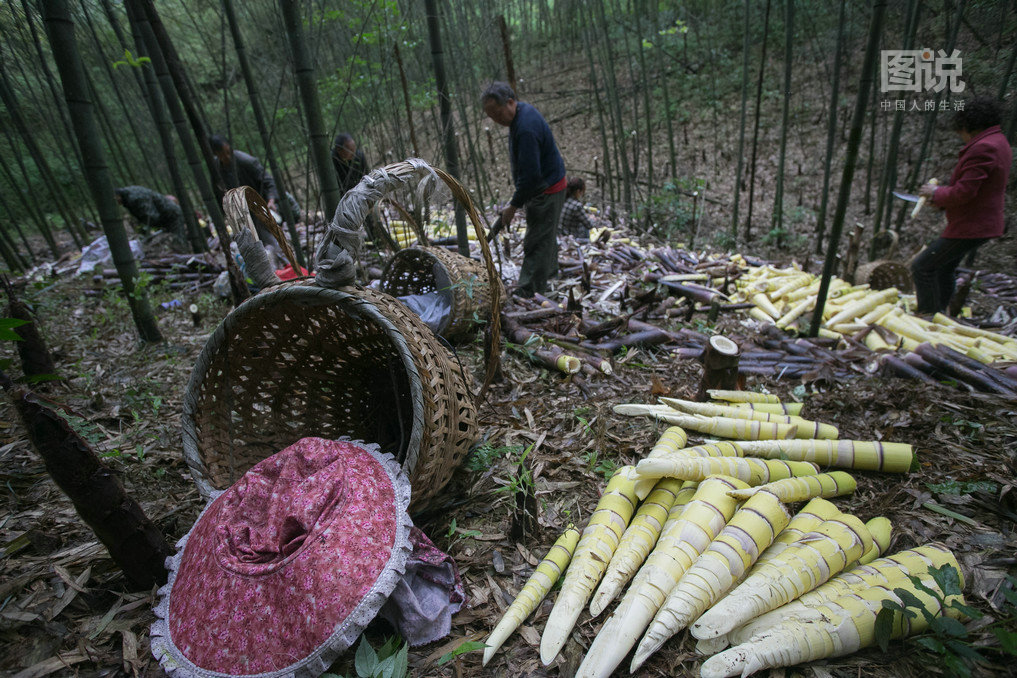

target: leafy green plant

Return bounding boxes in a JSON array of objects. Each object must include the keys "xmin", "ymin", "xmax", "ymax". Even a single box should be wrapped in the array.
[
  {"xmin": 495, "ymin": 444, "xmax": 535, "ymax": 497},
  {"xmin": 874, "ymin": 564, "xmax": 1017, "ymax": 677},
  {"xmin": 465, "ymin": 442, "xmax": 522, "ymax": 472},
  {"xmin": 583, "ymin": 450, "xmax": 617, "ymax": 480},
  {"xmin": 926, "ymin": 480, "xmax": 998, "ymax": 495},
  {"xmin": 444, "ymin": 517, "xmax": 482, "ymax": 551},
  {"xmin": 324, "ymin": 636, "xmax": 408, "ymax": 678},
  {"xmin": 436, "ymin": 639, "xmax": 486, "ymax": 666}
]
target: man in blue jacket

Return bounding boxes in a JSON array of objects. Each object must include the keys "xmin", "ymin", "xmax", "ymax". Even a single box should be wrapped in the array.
[{"xmin": 482, "ymin": 82, "xmax": 567, "ymax": 297}]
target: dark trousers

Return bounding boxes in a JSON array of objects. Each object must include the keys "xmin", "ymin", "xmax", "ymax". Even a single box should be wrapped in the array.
[
  {"xmin": 516, "ymin": 190, "xmax": 566, "ymax": 296},
  {"xmin": 910, "ymin": 237, "xmax": 988, "ymax": 313}
]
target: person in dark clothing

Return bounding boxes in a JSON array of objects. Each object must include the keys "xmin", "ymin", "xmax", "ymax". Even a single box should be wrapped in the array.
[
  {"xmin": 912, "ymin": 97, "xmax": 1012, "ymax": 314},
  {"xmin": 332, "ymin": 133, "xmax": 371, "ymax": 195},
  {"xmin": 209, "ymin": 135, "xmax": 301, "ymax": 247},
  {"xmin": 482, "ymin": 81, "xmax": 567, "ymax": 297},
  {"xmin": 114, "ymin": 185, "xmax": 186, "ymax": 248},
  {"xmin": 558, "ymin": 176, "xmax": 593, "ymax": 242},
  {"xmin": 331, "ymin": 133, "xmax": 381, "ymax": 242},
  {"xmin": 209, "ymin": 135, "xmax": 279, "ymax": 209}
]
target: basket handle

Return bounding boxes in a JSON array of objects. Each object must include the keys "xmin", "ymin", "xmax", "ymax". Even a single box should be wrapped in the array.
[{"xmin": 317, "ymin": 159, "xmax": 502, "ymax": 397}]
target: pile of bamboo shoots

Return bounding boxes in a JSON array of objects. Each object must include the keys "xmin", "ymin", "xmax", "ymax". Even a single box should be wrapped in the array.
[
  {"xmin": 483, "ymin": 390, "xmax": 968, "ymax": 676},
  {"xmin": 733, "ymin": 264, "xmax": 1017, "ymax": 393},
  {"xmin": 387, "ymin": 217, "xmax": 485, "ymax": 248}
]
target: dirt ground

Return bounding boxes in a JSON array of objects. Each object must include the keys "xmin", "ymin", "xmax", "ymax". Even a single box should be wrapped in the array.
[
  {"xmin": 3, "ymin": 41, "xmax": 1017, "ymax": 678},
  {"xmin": 1, "ymin": 211, "xmax": 1015, "ymax": 678}
]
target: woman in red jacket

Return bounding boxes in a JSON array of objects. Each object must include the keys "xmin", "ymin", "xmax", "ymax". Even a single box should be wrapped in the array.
[{"xmin": 913, "ymin": 97, "xmax": 1012, "ymax": 314}]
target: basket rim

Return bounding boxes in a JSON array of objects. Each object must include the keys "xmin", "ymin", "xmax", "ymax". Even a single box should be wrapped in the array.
[{"xmin": 180, "ymin": 284, "xmax": 425, "ymax": 499}]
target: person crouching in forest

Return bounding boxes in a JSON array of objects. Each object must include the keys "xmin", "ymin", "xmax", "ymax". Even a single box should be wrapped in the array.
[
  {"xmin": 331, "ymin": 132, "xmax": 384, "ymax": 244},
  {"xmin": 115, "ymin": 185, "xmax": 187, "ymax": 252},
  {"xmin": 912, "ymin": 96, "xmax": 1012, "ymax": 315},
  {"xmin": 558, "ymin": 176, "xmax": 593, "ymax": 242},
  {"xmin": 208, "ymin": 135, "xmax": 301, "ymax": 246},
  {"xmin": 481, "ymin": 81, "xmax": 567, "ymax": 298}
]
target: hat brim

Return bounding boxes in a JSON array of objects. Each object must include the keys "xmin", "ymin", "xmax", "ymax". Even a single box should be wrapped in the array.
[{"xmin": 151, "ymin": 438, "xmax": 412, "ymax": 678}]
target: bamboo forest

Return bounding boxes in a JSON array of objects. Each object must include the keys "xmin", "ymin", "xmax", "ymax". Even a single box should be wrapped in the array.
[{"xmin": 1, "ymin": 1, "xmax": 1016, "ymax": 677}]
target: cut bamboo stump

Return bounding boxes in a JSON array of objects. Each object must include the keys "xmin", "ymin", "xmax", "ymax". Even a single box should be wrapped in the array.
[{"xmin": 696, "ymin": 335, "xmax": 741, "ymax": 401}]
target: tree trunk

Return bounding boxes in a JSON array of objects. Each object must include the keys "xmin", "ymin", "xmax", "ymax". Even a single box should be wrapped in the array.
[
  {"xmin": 0, "ymin": 65, "xmax": 79, "ymax": 253},
  {"xmin": 129, "ymin": 1, "xmax": 245, "ymax": 299},
  {"xmin": 871, "ymin": 0, "xmax": 919, "ymax": 249},
  {"xmin": 2, "ymin": 378, "xmax": 170, "ymax": 589},
  {"xmin": 595, "ymin": 0, "xmax": 634, "ymax": 216},
  {"xmin": 424, "ymin": 0, "xmax": 469, "ymax": 256},
  {"xmin": 135, "ymin": 0, "xmax": 228, "ymax": 236},
  {"xmin": 223, "ymin": 0, "xmax": 306, "ymax": 268},
  {"xmin": 815, "ymin": 0, "xmax": 847, "ymax": 253},
  {"xmin": 744, "ymin": 0, "xmax": 772, "ymax": 242},
  {"xmin": 731, "ymin": 0, "xmax": 751, "ymax": 241},
  {"xmin": 583, "ymin": 15, "xmax": 615, "ymax": 207},
  {"xmin": 80, "ymin": 1, "xmax": 161, "ymax": 192},
  {"xmin": 278, "ymin": 0, "xmax": 342, "ymax": 222},
  {"xmin": 100, "ymin": 0, "xmax": 203, "ymax": 252},
  {"xmin": 42, "ymin": 0, "xmax": 162, "ymax": 343},
  {"xmin": 0, "ymin": 145, "xmax": 53, "ymax": 258},
  {"xmin": 498, "ymin": 14, "xmax": 518, "ymax": 95},
  {"xmin": 771, "ymin": 0, "xmax": 794, "ymax": 242},
  {"xmin": 393, "ymin": 41, "xmax": 421, "ymax": 157},
  {"xmin": 808, "ymin": 0, "xmax": 887, "ymax": 337}
]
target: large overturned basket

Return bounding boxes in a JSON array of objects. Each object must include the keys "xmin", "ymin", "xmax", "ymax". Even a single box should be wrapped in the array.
[
  {"xmin": 380, "ymin": 245, "xmax": 504, "ymax": 340},
  {"xmin": 181, "ymin": 160, "xmax": 502, "ymax": 509}
]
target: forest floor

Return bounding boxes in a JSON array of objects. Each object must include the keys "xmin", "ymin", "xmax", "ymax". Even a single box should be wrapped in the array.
[
  {"xmin": 3, "ymin": 40, "xmax": 1017, "ymax": 677},
  {"xmin": 0, "ymin": 211, "xmax": 1015, "ymax": 678}
]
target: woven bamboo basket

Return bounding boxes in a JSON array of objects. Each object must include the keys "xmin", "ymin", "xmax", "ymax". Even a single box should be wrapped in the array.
[
  {"xmin": 181, "ymin": 159, "xmax": 501, "ymax": 509},
  {"xmin": 380, "ymin": 246, "xmax": 504, "ymax": 340},
  {"xmin": 855, "ymin": 230, "xmax": 913, "ymax": 292}
]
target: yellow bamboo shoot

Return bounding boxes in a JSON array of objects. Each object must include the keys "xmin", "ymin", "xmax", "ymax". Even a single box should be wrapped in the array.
[
  {"xmin": 732, "ymin": 439, "xmax": 913, "ymax": 472},
  {"xmin": 636, "ymin": 455, "xmax": 819, "ymax": 485},
  {"xmin": 726, "ymin": 401, "xmax": 804, "ymax": 416},
  {"xmin": 727, "ymin": 543, "xmax": 960, "ymax": 646},
  {"xmin": 590, "ymin": 478, "xmax": 685, "ymax": 616},
  {"xmin": 632, "ymin": 491, "xmax": 792, "ymax": 671},
  {"xmin": 482, "ymin": 526, "xmax": 581, "ymax": 665},
  {"xmin": 691, "ymin": 513, "xmax": 874, "ymax": 640},
  {"xmin": 726, "ymin": 471, "xmax": 856, "ymax": 503},
  {"xmin": 708, "ymin": 389, "xmax": 780, "ymax": 404},
  {"xmin": 540, "ymin": 466, "xmax": 640, "ymax": 664},
  {"xmin": 701, "ymin": 574, "xmax": 965, "ymax": 678},
  {"xmin": 824, "ymin": 288, "xmax": 899, "ymax": 327},
  {"xmin": 574, "ymin": 476, "xmax": 748, "ymax": 678}
]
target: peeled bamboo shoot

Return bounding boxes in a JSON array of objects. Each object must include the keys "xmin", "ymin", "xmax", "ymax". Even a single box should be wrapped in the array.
[
  {"xmin": 482, "ymin": 526, "xmax": 581, "ymax": 665},
  {"xmin": 726, "ymin": 471, "xmax": 856, "ymax": 503},
  {"xmin": 590, "ymin": 478, "xmax": 685, "ymax": 616},
  {"xmin": 691, "ymin": 513, "xmax": 874, "ymax": 640},
  {"xmin": 632, "ymin": 491, "xmax": 792, "ymax": 671},
  {"xmin": 540, "ymin": 466, "xmax": 640, "ymax": 664},
  {"xmin": 732, "ymin": 439, "xmax": 913, "ymax": 472},
  {"xmin": 574, "ymin": 476, "xmax": 748, "ymax": 678}
]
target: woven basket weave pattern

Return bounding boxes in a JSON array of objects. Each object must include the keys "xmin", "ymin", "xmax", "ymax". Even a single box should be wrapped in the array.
[
  {"xmin": 381, "ymin": 246, "xmax": 501, "ymax": 340},
  {"xmin": 855, "ymin": 260, "xmax": 914, "ymax": 292},
  {"xmin": 182, "ymin": 282, "xmax": 477, "ymax": 510}
]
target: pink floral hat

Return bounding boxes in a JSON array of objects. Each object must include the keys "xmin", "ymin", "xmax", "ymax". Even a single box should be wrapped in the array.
[{"xmin": 151, "ymin": 437, "xmax": 412, "ymax": 678}]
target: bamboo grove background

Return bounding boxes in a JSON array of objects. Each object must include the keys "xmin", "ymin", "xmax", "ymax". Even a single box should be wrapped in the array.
[{"xmin": 1, "ymin": 0, "xmax": 1015, "ymax": 269}]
